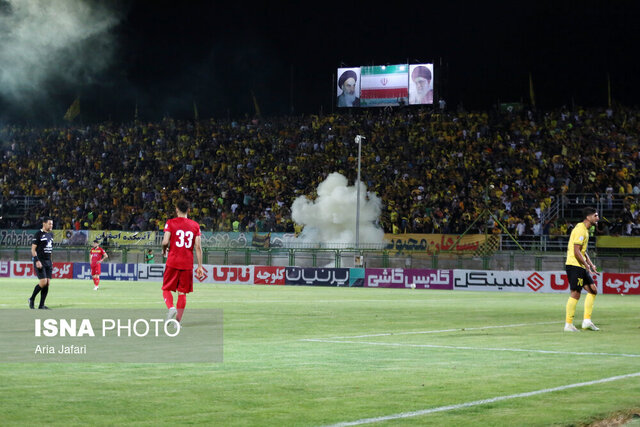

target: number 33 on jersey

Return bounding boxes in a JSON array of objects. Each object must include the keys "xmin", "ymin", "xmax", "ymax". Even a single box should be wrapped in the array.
[{"xmin": 164, "ymin": 217, "xmax": 202, "ymax": 270}]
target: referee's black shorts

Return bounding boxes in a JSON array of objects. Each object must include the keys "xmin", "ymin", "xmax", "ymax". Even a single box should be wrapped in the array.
[
  {"xmin": 34, "ymin": 259, "xmax": 53, "ymax": 280},
  {"xmin": 565, "ymin": 264, "xmax": 594, "ymax": 292}
]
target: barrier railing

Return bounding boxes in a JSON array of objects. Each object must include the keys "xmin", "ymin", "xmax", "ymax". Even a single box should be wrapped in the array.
[{"xmin": 1, "ymin": 245, "xmax": 639, "ymax": 272}]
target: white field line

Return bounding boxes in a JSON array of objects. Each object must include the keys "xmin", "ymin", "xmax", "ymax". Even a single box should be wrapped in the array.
[
  {"xmin": 323, "ymin": 371, "xmax": 640, "ymax": 427},
  {"xmin": 1, "ymin": 300, "xmax": 350, "ymax": 307},
  {"xmin": 305, "ymin": 322, "xmax": 640, "ymax": 358},
  {"xmin": 301, "ymin": 339, "xmax": 640, "ymax": 358},
  {"xmin": 323, "ymin": 321, "xmax": 561, "ymax": 339},
  {"xmin": 2, "ymin": 299, "xmax": 408, "ymax": 307}
]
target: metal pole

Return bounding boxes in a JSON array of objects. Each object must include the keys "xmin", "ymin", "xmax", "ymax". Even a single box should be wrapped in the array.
[{"xmin": 355, "ymin": 135, "xmax": 364, "ymax": 248}]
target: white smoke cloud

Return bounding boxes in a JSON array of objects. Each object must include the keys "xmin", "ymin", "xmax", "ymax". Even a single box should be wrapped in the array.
[
  {"xmin": 0, "ymin": 0, "xmax": 120, "ymax": 102},
  {"xmin": 291, "ymin": 172, "xmax": 385, "ymax": 247}
]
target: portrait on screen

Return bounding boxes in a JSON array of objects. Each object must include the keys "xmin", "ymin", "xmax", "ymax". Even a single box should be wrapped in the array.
[
  {"xmin": 409, "ymin": 64, "xmax": 434, "ymax": 105},
  {"xmin": 336, "ymin": 67, "xmax": 361, "ymax": 107}
]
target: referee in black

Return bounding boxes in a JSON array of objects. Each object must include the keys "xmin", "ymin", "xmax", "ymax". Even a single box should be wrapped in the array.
[{"xmin": 28, "ymin": 217, "xmax": 54, "ymax": 309}]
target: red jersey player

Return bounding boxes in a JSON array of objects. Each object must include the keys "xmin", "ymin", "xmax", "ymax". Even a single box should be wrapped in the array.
[
  {"xmin": 89, "ymin": 239, "xmax": 108, "ymax": 290},
  {"xmin": 161, "ymin": 199, "xmax": 204, "ymax": 323}
]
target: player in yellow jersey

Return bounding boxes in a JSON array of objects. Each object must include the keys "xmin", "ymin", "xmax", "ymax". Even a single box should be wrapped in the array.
[{"xmin": 564, "ymin": 207, "xmax": 600, "ymax": 332}]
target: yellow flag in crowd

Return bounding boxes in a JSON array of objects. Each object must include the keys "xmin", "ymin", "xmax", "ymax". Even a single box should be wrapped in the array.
[
  {"xmin": 63, "ymin": 97, "xmax": 80, "ymax": 121},
  {"xmin": 251, "ymin": 91, "xmax": 262, "ymax": 118},
  {"xmin": 607, "ymin": 73, "xmax": 612, "ymax": 108},
  {"xmin": 528, "ymin": 73, "xmax": 535, "ymax": 108}
]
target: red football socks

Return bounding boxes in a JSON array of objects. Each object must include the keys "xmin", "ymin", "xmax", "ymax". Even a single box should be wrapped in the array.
[
  {"xmin": 163, "ymin": 290, "xmax": 174, "ymax": 308},
  {"xmin": 177, "ymin": 294, "xmax": 187, "ymax": 321}
]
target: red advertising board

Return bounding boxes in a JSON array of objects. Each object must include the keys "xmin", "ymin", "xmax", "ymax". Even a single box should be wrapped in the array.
[
  {"xmin": 11, "ymin": 261, "xmax": 74, "ymax": 279},
  {"xmin": 53, "ymin": 262, "xmax": 73, "ymax": 279},
  {"xmin": 211, "ymin": 266, "xmax": 253, "ymax": 284},
  {"xmin": 602, "ymin": 273, "xmax": 640, "ymax": 295},
  {"xmin": 12, "ymin": 261, "xmax": 36, "ymax": 278},
  {"xmin": 254, "ymin": 266, "xmax": 285, "ymax": 285},
  {"xmin": 526, "ymin": 271, "xmax": 601, "ymax": 293}
]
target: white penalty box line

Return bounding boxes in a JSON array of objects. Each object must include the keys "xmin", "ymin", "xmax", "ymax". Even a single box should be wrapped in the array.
[
  {"xmin": 322, "ymin": 321, "xmax": 560, "ymax": 339},
  {"xmin": 301, "ymin": 321, "xmax": 640, "ymax": 358},
  {"xmin": 302, "ymin": 338, "xmax": 640, "ymax": 358},
  {"xmin": 322, "ymin": 371, "xmax": 640, "ymax": 427}
]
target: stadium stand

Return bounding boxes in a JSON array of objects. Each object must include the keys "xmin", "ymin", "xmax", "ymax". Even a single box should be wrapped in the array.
[{"xmin": 1, "ymin": 106, "xmax": 639, "ymax": 238}]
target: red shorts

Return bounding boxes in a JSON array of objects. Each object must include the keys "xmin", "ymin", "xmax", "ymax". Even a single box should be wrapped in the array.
[
  {"xmin": 162, "ymin": 266, "xmax": 193, "ymax": 294},
  {"xmin": 91, "ymin": 263, "xmax": 101, "ymax": 276}
]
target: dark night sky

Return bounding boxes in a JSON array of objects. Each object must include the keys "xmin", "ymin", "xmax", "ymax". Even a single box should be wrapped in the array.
[{"xmin": 1, "ymin": 0, "xmax": 639, "ymax": 124}]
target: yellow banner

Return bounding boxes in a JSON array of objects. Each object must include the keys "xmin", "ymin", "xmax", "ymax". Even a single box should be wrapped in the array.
[
  {"xmin": 52, "ymin": 230, "xmax": 156, "ymax": 246},
  {"xmin": 384, "ymin": 233, "xmax": 498, "ymax": 255},
  {"xmin": 90, "ymin": 231, "xmax": 157, "ymax": 246},
  {"xmin": 596, "ymin": 236, "xmax": 640, "ymax": 249}
]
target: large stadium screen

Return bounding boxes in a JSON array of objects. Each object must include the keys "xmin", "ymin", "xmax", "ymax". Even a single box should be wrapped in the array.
[
  {"xmin": 408, "ymin": 63, "xmax": 434, "ymax": 105},
  {"xmin": 336, "ymin": 67, "xmax": 361, "ymax": 108},
  {"xmin": 336, "ymin": 63, "xmax": 435, "ymax": 108},
  {"xmin": 360, "ymin": 64, "xmax": 409, "ymax": 107}
]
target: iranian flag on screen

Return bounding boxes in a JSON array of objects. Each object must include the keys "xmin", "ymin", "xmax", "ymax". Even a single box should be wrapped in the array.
[{"xmin": 360, "ymin": 64, "xmax": 409, "ymax": 107}]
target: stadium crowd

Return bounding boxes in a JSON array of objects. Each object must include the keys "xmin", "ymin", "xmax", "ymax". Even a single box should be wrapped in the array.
[{"xmin": 1, "ymin": 105, "xmax": 640, "ymax": 238}]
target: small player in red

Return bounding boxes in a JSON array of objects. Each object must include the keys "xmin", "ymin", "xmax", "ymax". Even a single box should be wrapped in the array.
[
  {"xmin": 161, "ymin": 199, "xmax": 204, "ymax": 323},
  {"xmin": 89, "ymin": 239, "xmax": 108, "ymax": 290}
]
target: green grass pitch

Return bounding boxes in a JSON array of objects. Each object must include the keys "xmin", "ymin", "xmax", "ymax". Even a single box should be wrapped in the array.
[{"xmin": 1, "ymin": 278, "xmax": 639, "ymax": 426}]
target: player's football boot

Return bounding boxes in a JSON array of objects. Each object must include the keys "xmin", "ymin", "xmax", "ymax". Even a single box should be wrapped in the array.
[
  {"xmin": 564, "ymin": 323, "xmax": 580, "ymax": 332},
  {"xmin": 581, "ymin": 319, "xmax": 600, "ymax": 331},
  {"xmin": 166, "ymin": 306, "xmax": 177, "ymax": 321}
]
